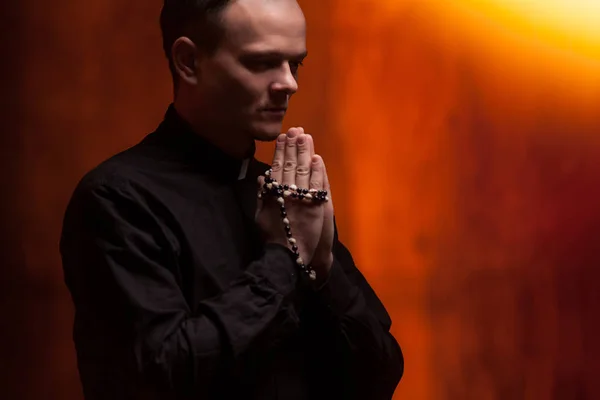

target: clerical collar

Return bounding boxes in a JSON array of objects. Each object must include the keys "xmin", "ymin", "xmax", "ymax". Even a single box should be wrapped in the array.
[{"xmin": 150, "ymin": 104, "xmax": 255, "ymax": 181}]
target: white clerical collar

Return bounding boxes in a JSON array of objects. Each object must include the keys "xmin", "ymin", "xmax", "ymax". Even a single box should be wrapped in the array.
[{"xmin": 238, "ymin": 158, "xmax": 250, "ymax": 180}]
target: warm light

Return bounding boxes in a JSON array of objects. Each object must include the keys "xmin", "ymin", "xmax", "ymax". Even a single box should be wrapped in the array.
[
  {"xmin": 498, "ymin": 0, "xmax": 600, "ymax": 36},
  {"xmin": 373, "ymin": 0, "xmax": 600, "ymax": 57},
  {"xmin": 461, "ymin": 0, "xmax": 600, "ymax": 54}
]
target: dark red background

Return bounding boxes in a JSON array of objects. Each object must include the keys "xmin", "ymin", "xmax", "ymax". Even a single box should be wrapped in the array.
[{"xmin": 1, "ymin": 1, "xmax": 599, "ymax": 398}]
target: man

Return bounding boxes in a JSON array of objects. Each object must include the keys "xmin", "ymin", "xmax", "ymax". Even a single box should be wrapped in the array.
[{"xmin": 59, "ymin": 0, "xmax": 404, "ymax": 399}]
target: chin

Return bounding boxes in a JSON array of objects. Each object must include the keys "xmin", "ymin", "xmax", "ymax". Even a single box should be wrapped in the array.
[{"xmin": 252, "ymin": 122, "xmax": 284, "ymax": 142}]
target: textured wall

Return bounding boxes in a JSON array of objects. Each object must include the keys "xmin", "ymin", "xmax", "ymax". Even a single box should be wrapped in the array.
[
  {"xmin": 328, "ymin": 1, "xmax": 600, "ymax": 399},
  {"xmin": 1, "ymin": 0, "xmax": 599, "ymax": 399}
]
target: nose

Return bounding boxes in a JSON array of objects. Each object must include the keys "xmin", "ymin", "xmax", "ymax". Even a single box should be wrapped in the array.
[{"xmin": 270, "ymin": 63, "xmax": 299, "ymax": 96}]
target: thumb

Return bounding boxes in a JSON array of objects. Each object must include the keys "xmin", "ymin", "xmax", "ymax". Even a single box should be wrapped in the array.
[{"xmin": 322, "ymin": 160, "xmax": 332, "ymax": 202}]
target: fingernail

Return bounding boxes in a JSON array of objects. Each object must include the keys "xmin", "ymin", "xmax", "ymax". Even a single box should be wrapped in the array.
[
  {"xmin": 277, "ymin": 134, "xmax": 286, "ymax": 142},
  {"xmin": 287, "ymin": 129, "xmax": 297, "ymax": 138}
]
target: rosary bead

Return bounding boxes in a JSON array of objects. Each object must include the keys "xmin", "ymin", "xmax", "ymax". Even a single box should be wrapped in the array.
[{"xmin": 260, "ymin": 169, "xmax": 320, "ymax": 282}]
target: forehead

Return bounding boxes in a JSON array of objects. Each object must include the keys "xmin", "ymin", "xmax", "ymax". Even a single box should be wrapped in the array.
[{"xmin": 220, "ymin": 0, "xmax": 306, "ymax": 53}]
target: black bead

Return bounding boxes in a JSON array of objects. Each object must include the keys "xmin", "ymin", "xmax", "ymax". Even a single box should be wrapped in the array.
[
  {"xmin": 286, "ymin": 232, "xmax": 293, "ymax": 238},
  {"xmin": 285, "ymin": 225, "xmax": 291, "ymax": 233},
  {"xmin": 280, "ymin": 204, "xmax": 286, "ymax": 211},
  {"xmin": 281, "ymin": 210, "xmax": 287, "ymax": 217},
  {"xmin": 291, "ymin": 193, "xmax": 298, "ymax": 198},
  {"xmin": 302, "ymin": 188, "xmax": 308, "ymax": 194},
  {"xmin": 298, "ymin": 194, "xmax": 305, "ymax": 200},
  {"xmin": 283, "ymin": 184, "xmax": 289, "ymax": 190},
  {"xmin": 292, "ymin": 245, "xmax": 298, "ymax": 252}
]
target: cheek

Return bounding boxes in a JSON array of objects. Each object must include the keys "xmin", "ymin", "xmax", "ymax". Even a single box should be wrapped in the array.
[
  {"xmin": 230, "ymin": 72, "xmax": 268, "ymax": 108},
  {"xmin": 223, "ymin": 65, "xmax": 269, "ymax": 106},
  {"xmin": 204, "ymin": 57, "xmax": 268, "ymax": 111}
]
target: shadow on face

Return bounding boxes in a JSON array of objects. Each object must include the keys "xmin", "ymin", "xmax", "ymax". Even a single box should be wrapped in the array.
[{"xmin": 188, "ymin": 0, "xmax": 307, "ymax": 144}]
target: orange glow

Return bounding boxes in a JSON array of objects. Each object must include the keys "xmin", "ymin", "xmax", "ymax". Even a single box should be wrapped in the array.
[
  {"xmin": 9, "ymin": 0, "xmax": 600, "ymax": 399},
  {"xmin": 329, "ymin": 0, "xmax": 600, "ymax": 398},
  {"xmin": 465, "ymin": 0, "xmax": 600, "ymax": 46}
]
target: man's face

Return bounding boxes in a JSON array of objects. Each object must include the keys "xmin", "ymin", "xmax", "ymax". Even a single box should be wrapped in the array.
[{"xmin": 194, "ymin": 0, "xmax": 307, "ymax": 142}]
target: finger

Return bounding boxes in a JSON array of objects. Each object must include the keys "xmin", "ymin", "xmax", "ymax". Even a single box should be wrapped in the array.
[
  {"xmin": 306, "ymin": 134, "xmax": 315, "ymax": 157},
  {"xmin": 322, "ymin": 158, "xmax": 332, "ymax": 201},
  {"xmin": 270, "ymin": 134, "xmax": 286, "ymax": 183},
  {"xmin": 295, "ymin": 133, "xmax": 311, "ymax": 189},
  {"xmin": 309, "ymin": 155, "xmax": 324, "ymax": 192},
  {"xmin": 283, "ymin": 128, "xmax": 301, "ymax": 186}
]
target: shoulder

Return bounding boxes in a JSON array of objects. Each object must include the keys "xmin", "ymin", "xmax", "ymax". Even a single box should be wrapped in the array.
[
  {"xmin": 64, "ymin": 142, "xmax": 157, "ymax": 220},
  {"xmin": 74, "ymin": 152, "xmax": 140, "ymax": 198}
]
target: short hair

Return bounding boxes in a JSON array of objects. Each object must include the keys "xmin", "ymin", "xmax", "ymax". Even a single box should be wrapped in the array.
[{"xmin": 160, "ymin": 0, "xmax": 234, "ymax": 81}]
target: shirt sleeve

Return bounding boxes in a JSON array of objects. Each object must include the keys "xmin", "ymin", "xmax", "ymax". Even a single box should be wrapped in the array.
[
  {"xmin": 60, "ymin": 176, "xmax": 301, "ymax": 397},
  {"xmin": 304, "ymin": 221, "xmax": 404, "ymax": 399}
]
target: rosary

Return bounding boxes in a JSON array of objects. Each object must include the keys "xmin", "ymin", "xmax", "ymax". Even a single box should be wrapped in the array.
[{"xmin": 258, "ymin": 169, "xmax": 329, "ymax": 281}]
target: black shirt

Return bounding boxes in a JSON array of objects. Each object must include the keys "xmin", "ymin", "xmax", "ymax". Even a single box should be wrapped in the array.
[{"xmin": 59, "ymin": 105, "xmax": 404, "ymax": 400}]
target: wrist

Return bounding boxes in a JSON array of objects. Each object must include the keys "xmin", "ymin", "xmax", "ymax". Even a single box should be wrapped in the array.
[
  {"xmin": 307, "ymin": 253, "xmax": 333, "ymax": 288},
  {"xmin": 311, "ymin": 252, "xmax": 333, "ymax": 273}
]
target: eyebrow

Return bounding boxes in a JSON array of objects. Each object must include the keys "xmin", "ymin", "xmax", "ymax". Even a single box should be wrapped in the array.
[{"xmin": 243, "ymin": 50, "xmax": 308, "ymax": 60}]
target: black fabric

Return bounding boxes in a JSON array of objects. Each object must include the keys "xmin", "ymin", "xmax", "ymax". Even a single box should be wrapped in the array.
[{"xmin": 60, "ymin": 105, "xmax": 404, "ymax": 400}]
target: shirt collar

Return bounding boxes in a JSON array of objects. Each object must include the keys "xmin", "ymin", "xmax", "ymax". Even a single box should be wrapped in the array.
[{"xmin": 149, "ymin": 104, "xmax": 255, "ymax": 181}]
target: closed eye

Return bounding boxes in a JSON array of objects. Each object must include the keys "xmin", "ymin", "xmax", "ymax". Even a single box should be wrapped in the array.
[{"xmin": 240, "ymin": 51, "xmax": 307, "ymax": 73}]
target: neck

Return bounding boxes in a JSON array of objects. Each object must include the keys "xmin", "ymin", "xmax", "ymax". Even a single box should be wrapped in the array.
[{"xmin": 173, "ymin": 100, "xmax": 254, "ymax": 160}]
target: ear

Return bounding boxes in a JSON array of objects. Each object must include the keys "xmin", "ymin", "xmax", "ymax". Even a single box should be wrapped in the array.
[{"xmin": 172, "ymin": 36, "xmax": 199, "ymax": 86}]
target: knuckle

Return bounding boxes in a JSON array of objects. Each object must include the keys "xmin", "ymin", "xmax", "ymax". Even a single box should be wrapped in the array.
[
  {"xmin": 296, "ymin": 166, "xmax": 310, "ymax": 176},
  {"xmin": 284, "ymin": 161, "xmax": 297, "ymax": 171},
  {"xmin": 271, "ymin": 162, "xmax": 282, "ymax": 171},
  {"xmin": 310, "ymin": 180, "xmax": 322, "ymax": 188}
]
